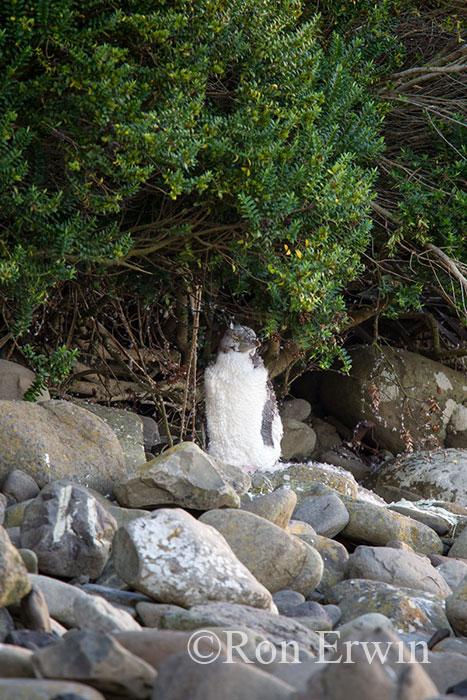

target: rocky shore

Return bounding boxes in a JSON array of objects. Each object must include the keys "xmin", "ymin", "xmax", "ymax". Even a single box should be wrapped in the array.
[{"xmin": 1, "ymin": 358, "xmax": 467, "ymax": 698}]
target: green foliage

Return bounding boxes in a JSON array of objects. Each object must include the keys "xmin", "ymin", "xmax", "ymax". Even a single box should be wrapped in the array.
[{"xmin": 21, "ymin": 344, "xmax": 78, "ymax": 400}]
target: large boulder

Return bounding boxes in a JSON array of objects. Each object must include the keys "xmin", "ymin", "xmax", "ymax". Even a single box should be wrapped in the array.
[
  {"xmin": 20, "ymin": 483, "xmax": 117, "ymax": 578},
  {"xmin": 366, "ymin": 449, "xmax": 467, "ymax": 507},
  {"xmin": 200, "ymin": 508, "xmax": 322, "ymax": 595},
  {"xmin": 113, "ymin": 508, "xmax": 274, "ymax": 609},
  {"xmin": 0, "ymin": 400, "xmax": 126, "ymax": 495},
  {"xmin": 0, "ymin": 526, "xmax": 31, "ymax": 607},
  {"xmin": 320, "ymin": 345, "xmax": 467, "ymax": 454},
  {"xmin": 75, "ymin": 402, "xmax": 147, "ymax": 472},
  {"xmin": 114, "ymin": 442, "xmax": 249, "ymax": 510},
  {"xmin": 0, "ymin": 359, "xmax": 50, "ymax": 401}
]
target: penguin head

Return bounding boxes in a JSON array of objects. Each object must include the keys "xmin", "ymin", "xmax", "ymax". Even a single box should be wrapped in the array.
[{"xmin": 219, "ymin": 325, "xmax": 260, "ymax": 354}]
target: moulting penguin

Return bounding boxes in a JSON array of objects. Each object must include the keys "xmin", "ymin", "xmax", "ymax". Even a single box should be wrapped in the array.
[{"xmin": 204, "ymin": 324, "xmax": 283, "ymax": 471}]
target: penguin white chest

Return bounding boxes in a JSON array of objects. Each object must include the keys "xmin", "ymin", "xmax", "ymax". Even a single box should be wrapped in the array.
[{"xmin": 204, "ymin": 351, "xmax": 282, "ymax": 470}]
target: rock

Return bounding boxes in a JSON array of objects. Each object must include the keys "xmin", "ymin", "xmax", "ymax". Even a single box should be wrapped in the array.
[
  {"xmin": 0, "ymin": 359, "xmax": 50, "ymax": 401},
  {"xmin": 0, "ymin": 679, "xmax": 106, "ymax": 699},
  {"xmin": 310, "ymin": 418, "xmax": 341, "ymax": 454},
  {"xmin": 446, "ymin": 574, "xmax": 467, "ymax": 635},
  {"xmin": 280, "ymin": 419, "xmax": 317, "ymax": 460},
  {"xmin": 139, "ymin": 415, "xmax": 161, "ymax": 451},
  {"xmin": 240, "ymin": 488, "xmax": 297, "ymax": 529},
  {"xmin": 6, "ymin": 526, "xmax": 20, "ymax": 546},
  {"xmin": 113, "ymin": 508, "xmax": 274, "ymax": 609},
  {"xmin": 337, "ymin": 612, "xmax": 395, "ymax": 636},
  {"xmin": 272, "ymin": 590, "xmax": 305, "ymax": 616},
  {"xmin": 446, "ymin": 404, "xmax": 467, "ymax": 448},
  {"xmin": 114, "ymin": 442, "xmax": 248, "ymax": 510},
  {"xmin": 0, "ymin": 608, "xmax": 14, "ymax": 642},
  {"xmin": 4, "ymin": 500, "xmax": 33, "ymax": 528},
  {"xmin": 104, "ymin": 504, "xmax": 151, "ymax": 528},
  {"xmin": 293, "ymin": 626, "xmax": 438, "ymax": 700},
  {"xmin": 136, "ymin": 602, "xmax": 186, "ymax": 628},
  {"xmin": 20, "ymin": 585, "xmax": 52, "ymax": 633},
  {"xmin": 0, "ymin": 400, "xmax": 126, "ymax": 495},
  {"xmin": 367, "ymin": 449, "xmax": 467, "ymax": 506},
  {"xmin": 293, "ymin": 491, "xmax": 349, "ymax": 538},
  {"xmin": 438, "ymin": 561, "xmax": 467, "ymax": 593},
  {"xmin": 0, "ymin": 525, "xmax": 30, "ymax": 606},
  {"xmin": 288, "ymin": 520, "xmax": 349, "ymax": 591},
  {"xmin": 159, "ymin": 602, "xmax": 321, "ymax": 652},
  {"xmin": 389, "ymin": 502, "xmax": 454, "ymax": 536},
  {"xmin": 449, "ymin": 525, "xmax": 467, "ymax": 559},
  {"xmin": 345, "ymin": 545, "xmax": 452, "ymax": 598},
  {"xmin": 32, "ymin": 629, "xmax": 156, "ymax": 699},
  {"xmin": 285, "ymin": 601, "xmax": 333, "ymax": 632},
  {"xmin": 5, "ymin": 630, "xmax": 60, "ymax": 651},
  {"xmin": 199, "ymin": 508, "xmax": 317, "ymax": 594},
  {"xmin": 81, "ymin": 583, "xmax": 152, "ymax": 611},
  {"xmin": 74, "ymin": 594, "xmax": 142, "ymax": 633},
  {"xmin": 286, "ymin": 541, "xmax": 324, "ymax": 598},
  {"xmin": 18, "ymin": 548, "xmax": 39, "ymax": 574},
  {"xmin": 280, "ymin": 399, "xmax": 312, "ymax": 422},
  {"xmin": 342, "ymin": 500, "xmax": 443, "ymax": 554},
  {"xmin": 75, "ymin": 402, "xmax": 147, "ymax": 473},
  {"xmin": 326, "ymin": 579, "xmax": 451, "ymax": 634},
  {"xmin": 29, "ymin": 574, "xmax": 92, "ymax": 628},
  {"xmin": 432, "ymin": 636, "xmax": 467, "ymax": 656},
  {"xmin": 318, "ymin": 447, "xmax": 371, "ymax": 482},
  {"xmin": 414, "ymin": 650, "xmax": 467, "ymax": 695},
  {"xmin": 2, "ymin": 469, "xmax": 40, "ymax": 503},
  {"xmin": 0, "ymin": 492, "xmax": 6, "ymax": 525},
  {"xmin": 112, "ymin": 628, "xmax": 227, "ymax": 669},
  {"xmin": 20, "ymin": 483, "xmax": 117, "ymax": 578},
  {"xmin": 0, "ymin": 643, "xmax": 34, "ymax": 677},
  {"xmin": 320, "ymin": 344, "xmax": 467, "ymax": 454},
  {"xmin": 151, "ymin": 651, "xmax": 294, "ymax": 700},
  {"xmin": 252, "ymin": 461, "xmax": 358, "ymax": 502}
]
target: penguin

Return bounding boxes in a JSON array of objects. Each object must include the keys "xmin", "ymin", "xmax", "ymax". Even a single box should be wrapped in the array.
[{"xmin": 204, "ymin": 324, "xmax": 283, "ymax": 471}]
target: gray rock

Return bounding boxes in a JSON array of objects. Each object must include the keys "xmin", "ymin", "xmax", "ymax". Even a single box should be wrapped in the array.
[
  {"xmin": 280, "ymin": 419, "xmax": 317, "ymax": 460},
  {"xmin": 18, "ymin": 548, "xmax": 38, "ymax": 574},
  {"xmin": 241, "ymin": 488, "xmax": 297, "ymax": 529},
  {"xmin": 113, "ymin": 508, "xmax": 274, "ymax": 609},
  {"xmin": 293, "ymin": 491, "xmax": 349, "ymax": 538},
  {"xmin": 311, "ymin": 418, "xmax": 341, "ymax": 453},
  {"xmin": 136, "ymin": 602, "xmax": 186, "ymax": 628},
  {"xmin": 367, "ymin": 448, "xmax": 467, "ymax": 506},
  {"xmin": 2, "ymin": 469, "xmax": 40, "ymax": 504},
  {"xmin": 342, "ymin": 500, "xmax": 443, "ymax": 554},
  {"xmin": 437, "ymin": 559, "xmax": 467, "ymax": 590},
  {"xmin": 0, "ymin": 679, "xmax": 105, "ymax": 699},
  {"xmin": 293, "ymin": 626, "xmax": 438, "ymax": 700},
  {"xmin": 0, "ymin": 608, "xmax": 14, "ymax": 642},
  {"xmin": 32, "ymin": 629, "xmax": 156, "ymax": 699},
  {"xmin": 74, "ymin": 594, "xmax": 142, "ymax": 633},
  {"xmin": 103, "ymin": 504, "xmax": 152, "ymax": 529},
  {"xmin": 76, "ymin": 402, "xmax": 147, "ymax": 473},
  {"xmin": 151, "ymin": 651, "xmax": 294, "ymax": 700},
  {"xmin": 326, "ymin": 579, "xmax": 451, "ymax": 634},
  {"xmin": 320, "ymin": 345, "xmax": 467, "ymax": 454},
  {"xmin": 81, "ymin": 584, "xmax": 152, "ymax": 611},
  {"xmin": 449, "ymin": 524, "xmax": 467, "ymax": 559},
  {"xmin": 272, "ymin": 590, "xmax": 305, "ymax": 616},
  {"xmin": 413, "ymin": 650, "xmax": 467, "ymax": 695},
  {"xmin": 6, "ymin": 526, "xmax": 20, "ymax": 547},
  {"xmin": 4, "ymin": 500, "xmax": 33, "ymax": 528},
  {"xmin": 288, "ymin": 520, "xmax": 349, "ymax": 591},
  {"xmin": 286, "ymin": 540, "xmax": 323, "ymax": 598},
  {"xmin": 20, "ymin": 483, "xmax": 117, "ymax": 578},
  {"xmin": 336, "ymin": 612, "xmax": 395, "ymax": 636},
  {"xmin": 199, "ymin": 508, "xmax": 312, "ymax": 594},
  {"xmin": 389, "ymin": 503, "xmax": 453, "ymax": 536},
  {"xmin": 139, "ymin": 415, "xmax": 161, "ymax": 451},
  {"xmin": 114, "ymin": 442, "xmax": 248, "ymax": 510},
  {"xmin": 0, "ymin": 492, "xmax": 6, "ymax": 525},
  {"xmin": 0, "ymin": 643, "xmax": 34, "ymax": 678},
  {"xmin": 20, "ymin": 585, "xmax": 52, "ymax": 633},
  {"xmin": 318, "ymin": 447, "xmax": 371, "ymax": 482},
  {"xmin": 251, "ymin": 462, "xmax": 358, "ymax": 503},
  {"xmin": 0, "ymin": 525, "xmax": 30, "ymax": 606},
  {"xmin": 446, "ymin": 573, "xmax": 467, "ymax": 636},
  {"xmin": 29, "ymin": 574, "xmax": 93, "ymax": 628},
  {"xmin": 285, "ymin": 601, "xmax": 333, "ymax": 632},
  {"xmin": 0, "ymin": 400, "xmax": 126, "ymax": 495},
  {"xmin": 159, "ymin": 602, "xmax": 321, "ymax": 652},
  {"xmin": 280, "ymin": 399, "xmax": 312, "ymax": 422},
  {"xmin": 0, "ymin": 359, "xmax": 50, "ymax": 401},
  {"xmin": 345, "ymin": 545, "xmax": 452, "ymax": 598}
]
